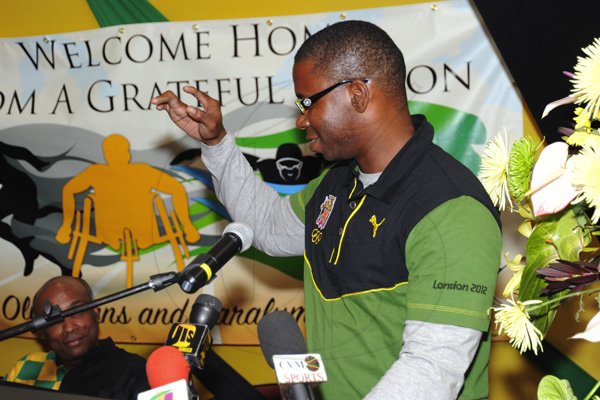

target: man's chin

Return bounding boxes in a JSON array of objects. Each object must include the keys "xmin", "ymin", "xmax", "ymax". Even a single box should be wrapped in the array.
[{"xmin": 59, "ymin": 344, "xmax": 92, "ymax": 362}]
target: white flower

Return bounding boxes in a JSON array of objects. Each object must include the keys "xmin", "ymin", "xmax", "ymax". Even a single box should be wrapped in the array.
[
  {"xmin": 570, "ymin": 141, "xmax": 600, "ymax": 223},
  {"xmin": 492, "ymin": 297, "xmax": 544, "ymax": 355},
  {"xmin": 571, "ymin": 38, "xmax": 600, "ymax": 119},
  {"xmin": 479, "ymin": 131, "xmax": 512, "ymax": 211}
]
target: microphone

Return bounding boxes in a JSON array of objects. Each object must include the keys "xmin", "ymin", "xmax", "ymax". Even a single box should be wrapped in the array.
[
  {"xmin": 170, "ymin": 294, "xmax": 268, "ymax": 399},
  {"xmin": 139, "ymin": 345, "xmax": 193, "ymax": 400},
  {"xmin": 258, "ymin": 311, "xmax": 327, "ymax": 400},
  {"xmin": 146, "ymin": 346, "xmax": 191, "ymax": 388},
  {"xmin": 179, "ymin": 222, "xmax": 253, "ymax": 293},
  {"xmin": 165, "ymin": 293, "xmax": 223, "ymax": 369}
]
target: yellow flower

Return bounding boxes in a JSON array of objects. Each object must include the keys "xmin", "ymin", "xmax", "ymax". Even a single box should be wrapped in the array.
[
  {"xmin": 479, "ymin": 131, "xmax": 512, "ymax": 211},
  {"xmin": 570, "ymin": 141, "xmax": 600, "ymax": 223},
  {"xmin": 571, "ymin": 38, "xmax": 600, "ymax": 119},
  {"xmin": 565, "ymin": 131, "xmax": 600, "ymax": 148},
  {"xmin": 492, "ymin": 298, "xmax": 544, "ymax": 355},
  {"xmin": 573, "ymin": 107, "xmax": 592, "ymax": 131},
  {"xmin": 502, "ymin": 252, "xmax": 525, "ymax": 298}
]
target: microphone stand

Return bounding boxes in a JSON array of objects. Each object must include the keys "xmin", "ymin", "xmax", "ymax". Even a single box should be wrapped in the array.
[{"xmin": 0, "ymin": 272, "xmax": 179, "ymax": 341}]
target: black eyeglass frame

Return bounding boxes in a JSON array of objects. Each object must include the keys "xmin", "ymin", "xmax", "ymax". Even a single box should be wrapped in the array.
[{"xmin": 294, "ymin": 78, "xmax": 369, "ymax": 113}]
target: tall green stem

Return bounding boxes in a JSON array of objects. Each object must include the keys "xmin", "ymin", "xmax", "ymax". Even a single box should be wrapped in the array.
[
  {"xmin": 527, "ymin": 288, "xmax": 600, "ymax": 313},
  {"xmin": 583, "ymin": 380, "xmax": 600, "ymax": 400}
]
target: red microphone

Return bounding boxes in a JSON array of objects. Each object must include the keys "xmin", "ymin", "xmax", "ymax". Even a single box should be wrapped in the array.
[
  {"xmin": 138, "ymin": 346, "xmax": 195, "ymax": 399},
  {"xmin": 146, "ymin": 346, "xmax": 190, "ymax": 388}
]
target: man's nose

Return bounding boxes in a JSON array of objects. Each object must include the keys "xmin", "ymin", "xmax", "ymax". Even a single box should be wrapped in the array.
[
  {"xmin": 61, "ymin": 317, "xmax": 78, "ymax": 334},
  {"xmin": 296, "ymin": 112, "xmax": 310, "ymax": 130}
]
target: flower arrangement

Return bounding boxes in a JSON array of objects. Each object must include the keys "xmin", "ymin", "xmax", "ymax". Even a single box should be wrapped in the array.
[{"xmin": 478, "ymin": 37, "xmax": 600, "ymax": 399}]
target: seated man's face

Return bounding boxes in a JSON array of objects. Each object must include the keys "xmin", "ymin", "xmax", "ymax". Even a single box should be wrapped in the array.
[{"xmin": 37, "ymin": 280, "xmax": 99, "ymax": 367}]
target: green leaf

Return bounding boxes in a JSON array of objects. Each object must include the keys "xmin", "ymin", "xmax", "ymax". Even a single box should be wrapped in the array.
[
  {"xmin": 519, "ymin": 208, "xmax": 589, "ymax": 334},
  {"xmin": 537, "ymin": 375, "xmax": 577, "ymax": 400},
  {"xmin": 553, "ymin": 209, "xmax": 589, "ymax": 260}
]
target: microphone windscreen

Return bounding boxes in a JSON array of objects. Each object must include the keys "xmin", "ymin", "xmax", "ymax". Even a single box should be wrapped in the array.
[
  {"xmin": 190, "ymin": 293, "xmax": 223, "ymax": 328},
  {"xmin": 257, "ymin": 310, "xmax": 307, "ymax": 369},
  {"xmin": 224, "ymin": 222, "xmax": 253, "ymax": 252},
  {"xmin": 146, "ymin": 346, "xmax": 190, "ymax": 388}
]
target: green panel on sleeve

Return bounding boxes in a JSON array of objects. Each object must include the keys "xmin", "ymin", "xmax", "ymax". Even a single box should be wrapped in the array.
[{"xmin": 405, "ymin": 196, "xmax": 501, "ymax": 331}]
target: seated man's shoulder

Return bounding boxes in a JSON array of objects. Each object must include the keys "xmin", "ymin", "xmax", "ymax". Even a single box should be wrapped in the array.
[
  {"xmin": 115, "ymin": 347, "xmax": 147, "ymax": 365},
  {"xmin": 103, "ymin": 340, "xmax": 147, "ymax": 367}
]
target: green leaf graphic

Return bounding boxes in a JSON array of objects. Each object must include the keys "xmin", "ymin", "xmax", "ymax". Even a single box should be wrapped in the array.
[{"xmin": 408, "ymin": 101, "xmax": 486, "ymax": 174}]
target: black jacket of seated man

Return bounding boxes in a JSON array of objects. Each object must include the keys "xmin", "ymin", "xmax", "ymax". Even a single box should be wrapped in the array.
[{"xmin": 59, "ymin": 337, "xmax": 149, "ymax": 399}]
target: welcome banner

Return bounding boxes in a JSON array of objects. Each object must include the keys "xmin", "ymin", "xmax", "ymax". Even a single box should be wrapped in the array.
[{"xmin": 0, "ymin": 0, "xmax": 521, "ymax": 345}]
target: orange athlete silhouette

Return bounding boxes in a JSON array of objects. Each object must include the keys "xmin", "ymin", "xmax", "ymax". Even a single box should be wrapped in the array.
[{"xmin": 55, "ymin": 134, "xmax": 200, "ymax": 287}]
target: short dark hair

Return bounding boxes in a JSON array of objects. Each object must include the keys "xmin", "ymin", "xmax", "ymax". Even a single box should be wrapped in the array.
[
  {"xmin": 32, "ymin": 276, "xmax": 94, "ymax": 317},
  {"xmin": 295, "ymin": 20, "xmax": 407, "ymax": 104}
]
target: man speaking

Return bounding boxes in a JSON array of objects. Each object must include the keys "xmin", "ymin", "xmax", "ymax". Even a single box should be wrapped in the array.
[{"xmin": 153, "ymin": 20, "xmax": 501, "ymax": 399}]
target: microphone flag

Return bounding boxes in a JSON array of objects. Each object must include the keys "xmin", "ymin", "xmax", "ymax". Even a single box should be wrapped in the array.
[{"xmin": 164, "ymin": 323, "xmax": 212, "ymax": 369}]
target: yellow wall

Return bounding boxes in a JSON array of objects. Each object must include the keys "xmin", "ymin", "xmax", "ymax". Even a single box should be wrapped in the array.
[{"xmin": 0, "ymin": 0, "xmax": 431, "ymax": 37}]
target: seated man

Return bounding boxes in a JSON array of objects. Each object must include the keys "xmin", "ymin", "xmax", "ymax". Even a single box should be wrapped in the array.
[{"xmin": 4, "ymin": 276, "xmax": 150, "ymax": 399}]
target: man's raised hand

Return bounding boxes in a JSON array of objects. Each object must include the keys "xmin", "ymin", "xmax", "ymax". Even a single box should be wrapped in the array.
[{"xmin": 152, "ymin": 86, "xmax": 227, "ymax": 145}]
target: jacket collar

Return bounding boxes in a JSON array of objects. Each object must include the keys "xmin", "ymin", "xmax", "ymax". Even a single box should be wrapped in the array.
[{"xmin": 346, "ymin": 114, "xmax": 433, "ymax": 202}]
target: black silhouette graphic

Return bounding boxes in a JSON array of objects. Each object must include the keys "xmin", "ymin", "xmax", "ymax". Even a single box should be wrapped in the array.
[
  {"xmin": 170, "ymin": 143, "xmax": 326, "ymax": 186},
  {"xmin": 244, "ymin": 144, "xmax": 325, "ymax": 185},
  {"xmin": 0, "ymin": 141, "xmax": 63, "ymax": 275}
]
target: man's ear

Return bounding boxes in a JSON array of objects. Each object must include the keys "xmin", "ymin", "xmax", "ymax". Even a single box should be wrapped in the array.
[{"xmin": 349, "ymin": 80, "xmax": 370, "ymax": 113}]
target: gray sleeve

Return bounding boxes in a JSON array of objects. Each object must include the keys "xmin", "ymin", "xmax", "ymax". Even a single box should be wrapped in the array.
[
  {"xmin": 364, "ymin": 320, "xmax": 482, "ymax": 400},
  {"xmin": 199, "ymin": 134, "xmax": 304, "ymax": 256}
]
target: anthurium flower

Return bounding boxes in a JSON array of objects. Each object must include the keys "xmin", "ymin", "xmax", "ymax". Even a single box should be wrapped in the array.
[
  {"xmin": 570, "ymin": 141, "xmax": 600, "ymax": 223},
  {"xmin": 571, "ymin": 311, "xmax": 600, "ymax": 342},
  {"xmin": 537, "ymin": 260, "xmax": 600, "ymax": 295},
  {"xmin": 478, "ymin": 131, "xmax": 512, "ymax": 211},
  {"xmin": 529, "ymin": 142, "xmax": 579, "ymax": 216},
  {"xmin": 492, "ymin": 297, "xmax": 544, "ymax": 355},
  {"xmin": 571, "ymin": 37, "xmax": 600, "ymax": 120}
]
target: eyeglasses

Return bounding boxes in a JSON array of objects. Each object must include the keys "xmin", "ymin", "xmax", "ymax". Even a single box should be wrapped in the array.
[{"xmin": 294, "ymin": 78, "xmax": 369, "ymax": 113}]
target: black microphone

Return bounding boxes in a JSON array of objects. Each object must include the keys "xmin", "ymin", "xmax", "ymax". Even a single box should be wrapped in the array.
[
  {"xmin": 180, "ymin": 294, "xmax": 269, "ymax": 400},
  {"xmin": 179, "ymin": 222, "xmax": 253, "ymax": 293},
  {"xmin": 165, "ymin": 293, "xmax": 223, "ymax": 369},
  {"xmin": 258, "ymin": 311, "xmax": 325, "ymax": 400}
]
